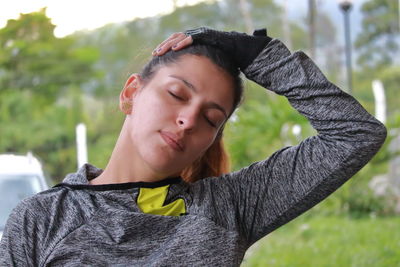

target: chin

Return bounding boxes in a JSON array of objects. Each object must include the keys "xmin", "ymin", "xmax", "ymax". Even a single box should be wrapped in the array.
[{"xmin": 141, "ymin": 149, "xmax": 188, "ymax": 177}]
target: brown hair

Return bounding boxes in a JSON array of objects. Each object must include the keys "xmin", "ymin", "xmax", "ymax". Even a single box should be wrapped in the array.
[
  {"xmin": 140, "ymin": 45, "xmax": 243, "ymax": 182},
  {"xmin": 181, "ymin": 136, "xmax": 230, "ymax": 182}
]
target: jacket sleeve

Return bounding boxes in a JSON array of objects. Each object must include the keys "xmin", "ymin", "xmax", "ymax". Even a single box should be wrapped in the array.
[{"xmin": 188, "ymin": 39, "xmax": 387, "ymax": 247}]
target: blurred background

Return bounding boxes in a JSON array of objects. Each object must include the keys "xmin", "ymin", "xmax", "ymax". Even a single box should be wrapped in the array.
[{"xmin": 0, "ymin": 0, "xmax": 399, "ymax": 266}]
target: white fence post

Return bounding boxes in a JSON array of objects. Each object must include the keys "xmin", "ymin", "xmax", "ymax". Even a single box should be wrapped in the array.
[
  {"xmin": 372, "ymin": 79, "xmax": 386, "ymax": 124},
  {"xmin": 76, "ymin": 123, "xmax": 88, "ymax": 169}
]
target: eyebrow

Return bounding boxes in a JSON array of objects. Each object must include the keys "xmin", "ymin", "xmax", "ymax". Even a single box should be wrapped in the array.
[{"xmin": 169, "ymin": 75, "xmax": 228, "ymax": 118}]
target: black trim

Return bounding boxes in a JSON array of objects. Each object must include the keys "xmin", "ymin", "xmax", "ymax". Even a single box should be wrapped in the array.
[{"xmin": 53, "ymin": 177, "xmax": 182, "ymax": 191}]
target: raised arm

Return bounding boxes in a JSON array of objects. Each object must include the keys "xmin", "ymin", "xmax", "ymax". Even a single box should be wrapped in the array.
[
  {"xmin": 236, "ymin": 37, "xmax": 386, "ymax": 245},
  {"xmin": 155, "ymin": 28, "xmax": 387, "ymax": 247}
]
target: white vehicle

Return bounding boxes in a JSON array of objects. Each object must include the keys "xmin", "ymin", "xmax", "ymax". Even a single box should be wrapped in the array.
[{"xmin": 0, "ymin": 152, "xmax": 49, "ymax": 240}]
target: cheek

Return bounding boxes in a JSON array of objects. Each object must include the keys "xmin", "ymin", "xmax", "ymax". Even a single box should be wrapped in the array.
[
  {"xmin": 133, "ymin": 91, "xmax": 173, "ymax": 125},
  {"xmin": 191, "ymin": 133, "xmax": 217, "ymax": 156}
]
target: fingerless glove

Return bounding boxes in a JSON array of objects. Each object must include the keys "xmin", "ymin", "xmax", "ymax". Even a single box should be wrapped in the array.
[{"xmin": 185, "ymin": 27, "xmax": 272, "ymax": 70}]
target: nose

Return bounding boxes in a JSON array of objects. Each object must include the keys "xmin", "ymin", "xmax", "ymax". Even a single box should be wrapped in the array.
[{"xmin": 176, "ymin": 109, "xmax": 198, "ymax": 132}]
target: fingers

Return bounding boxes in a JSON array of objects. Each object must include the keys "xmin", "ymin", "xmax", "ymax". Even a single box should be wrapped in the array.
[
  {"xmin": 171, "ymin": 35, "xmax": 192, "ymax": 51},
  {"xmin": 152, "ymin": 32, "xmax": 193, "ymax": 56},
  {"xmin": 154, "ymin": 33, "xmax": 180, "ymax": 52}
]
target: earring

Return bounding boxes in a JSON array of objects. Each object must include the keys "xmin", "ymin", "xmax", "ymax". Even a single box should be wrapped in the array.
[
  {"xmin": 121, "ymin": 100, "xmax": 132, "ymax": 114},
  {"xmin": 121, "ymin": 84, "xmax": 136, "ymax": 114}
]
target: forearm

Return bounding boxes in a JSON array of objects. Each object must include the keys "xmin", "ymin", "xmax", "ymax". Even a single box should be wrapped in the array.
[{"xmin": 243, "ymin": 39, "xmax": 386, "ymax": 145}]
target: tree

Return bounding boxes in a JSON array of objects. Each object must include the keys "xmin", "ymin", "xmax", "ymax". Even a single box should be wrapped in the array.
[
  {"xmin": 353, "ymin": 0, "xmax": 400, "ymax": 116},
  {"xmin": 0, "ymin": 8, "xmax": 99, "ymax": 104},
  {"xmin": 0, "ymin": 8, "xmax": 99, "ymax": 182},
  {"xmin": 355, "ymin": 0, "xmax": 399, "ymax": 69}
]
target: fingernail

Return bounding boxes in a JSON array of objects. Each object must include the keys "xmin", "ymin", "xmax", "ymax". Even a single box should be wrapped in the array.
[
  {"xmin": 157, "ymin": 47, "xmax": 162, "ymax": 52},
  {"xmin": 172, "ymin": 44, "xmax": 178, "ymax": 49}
]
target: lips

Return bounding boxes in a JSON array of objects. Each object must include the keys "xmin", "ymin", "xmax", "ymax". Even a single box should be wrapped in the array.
[{"xmin": 160, "ymin": 131, "xmax": 185, "ymax": 152}]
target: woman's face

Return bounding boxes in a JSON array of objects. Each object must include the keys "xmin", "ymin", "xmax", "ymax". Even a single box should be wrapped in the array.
[{"xmin": 124, "ymin": 54, "xmax": 234, "ymax": 178}]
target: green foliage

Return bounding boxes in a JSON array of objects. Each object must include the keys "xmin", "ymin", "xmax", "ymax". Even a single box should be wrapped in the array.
[
  {"xmin": 351, "ymin": 5, "xmax": 399, "ymax": 200},
  {"xmin": 0, "ymin": 9, "xmax": 99, "ymax": 181},
  {"xmin": 242, "ymin": 215, "xmax": 400, "ymax": 266},
  {"xmin": 353, "ymin": 65, "xmax": 400, "ymax": 117},
  {"xmin": 224, "ymin": 81, "xmax": 311, "ymax": 170},
  {"xmin": 0, "ymin": 9, "xmax": 99, "ymax": 103},
  {"xmin": 355, "ymin": 0, "xmax": 399, "ymax": 69}
]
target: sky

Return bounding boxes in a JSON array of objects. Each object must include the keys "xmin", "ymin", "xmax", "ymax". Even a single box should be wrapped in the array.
[
  {"xmin": 279, "ymin": 0, "xmax": 365, "ymax": 43},
  {"xmin": 0, "ymin": 0, "xmax": 206, "ymax": 37},
  {"xmin": 0, "ymin": 0, "xmax": 366, "ymax": 38}
]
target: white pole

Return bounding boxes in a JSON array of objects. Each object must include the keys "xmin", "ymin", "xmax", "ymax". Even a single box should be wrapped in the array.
[
  {"xmin": 76, "ymin": 123, "xmax": 88, "ymax": 169},
  {"xmin": 282, "ymin": 0, "xmax": 292, "ymax": 50},
  {"xmin": 372, "ymin": 80, "xmax": 386, "ymax": 124}
]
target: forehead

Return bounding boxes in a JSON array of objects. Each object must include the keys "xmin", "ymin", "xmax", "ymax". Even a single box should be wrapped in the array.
[{"xmin": 152, "ymin": 55, "xmax": 235, "ymax": 111}]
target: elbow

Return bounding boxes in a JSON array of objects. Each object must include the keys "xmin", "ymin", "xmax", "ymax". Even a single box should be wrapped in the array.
[
  {"xmin": 379, "ymin": 124, "xmax": 387, "ymax": 143},
  {"xmin": 371, "ymin": 121, "xmax": 387, "ymax": 149},
  {"xmin": 346, "ymin": 119, "xmax": 387, "ymax": 157},
  {"xmin": 339, "ymin": 122, "xmax": 387, "ymax": 177},
  {"xmin": 358, "ymin": 120, "xmax": 387, "ymax": 158}
]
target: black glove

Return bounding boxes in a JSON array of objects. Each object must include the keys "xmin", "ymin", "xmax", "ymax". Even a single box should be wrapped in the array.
[{"xmin": 184, "ymin": 27, "xmax": 272, "ymax": 70}]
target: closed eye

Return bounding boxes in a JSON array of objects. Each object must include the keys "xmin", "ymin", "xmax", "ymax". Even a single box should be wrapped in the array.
[
  {"xmin": 204, "ymin": 116, "xmax": 216, "ymax": 128},
  {"xmin": 169, "ymin": 91, "xmax": 184, "ymax": 100}
]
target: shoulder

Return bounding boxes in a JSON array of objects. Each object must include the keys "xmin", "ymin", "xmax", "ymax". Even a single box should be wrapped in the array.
[
  {"xmin": 1, "ymin": 186, "xmax": 88, "ymax": 262},
  {"xmin": 18, "ymin": 185, "xmax": 69, "ymax": 209},
  {"xmin": 4, "ymin": 181, "xmax": 91, "ymax": 234},
  {"xmin": 5, "ymin": 186, "xmax": 67, "ymax": 228},
  {"xmin": 0, "ymin": 186, "xmax": 75, "ymax": 265}
]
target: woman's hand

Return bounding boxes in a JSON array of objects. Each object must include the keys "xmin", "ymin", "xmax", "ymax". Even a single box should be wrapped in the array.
[
  {"xmin": 153, "ymin": 27, "xmax": 272, "ymax": 71},
  {"xmin": 152, "ymin": 32, "xmax": 193, "ymax": 56}
]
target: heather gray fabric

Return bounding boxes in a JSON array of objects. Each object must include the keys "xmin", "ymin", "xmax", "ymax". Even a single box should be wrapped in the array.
[{"xmin": 0, "ymin": 39, "xmax": 387, "ymax": 266}]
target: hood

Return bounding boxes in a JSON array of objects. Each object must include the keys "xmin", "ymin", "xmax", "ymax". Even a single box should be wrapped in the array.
[{"xmin": 62, "ymin": 164, "xmax": 103, "ymax": 185}]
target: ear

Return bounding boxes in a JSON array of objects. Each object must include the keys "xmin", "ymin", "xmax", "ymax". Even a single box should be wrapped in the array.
[{"xmin": 119, "ymin": 74, "xmax": 143, "ymax": 115}]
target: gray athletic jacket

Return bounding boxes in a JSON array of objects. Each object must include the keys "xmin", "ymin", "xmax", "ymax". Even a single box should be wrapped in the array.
[{"xmin": 0, "ymin": 39, "xmax": 387, "ymax": 266}]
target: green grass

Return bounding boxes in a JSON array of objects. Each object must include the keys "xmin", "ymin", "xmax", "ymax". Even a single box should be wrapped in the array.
[{"xmin": 241, "ymin": 215, "xmax": 400, "ymax": 267}]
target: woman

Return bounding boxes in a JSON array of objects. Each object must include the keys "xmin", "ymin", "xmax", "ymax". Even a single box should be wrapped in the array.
[{"xmin": 0, "ymin": 28, "xmax": 386, "ymax": 266}]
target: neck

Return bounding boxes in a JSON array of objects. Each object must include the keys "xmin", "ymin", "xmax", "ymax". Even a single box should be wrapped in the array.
[{"xmin": 90, "ymin": 118, "xmax": 169, "ymax": 185}]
